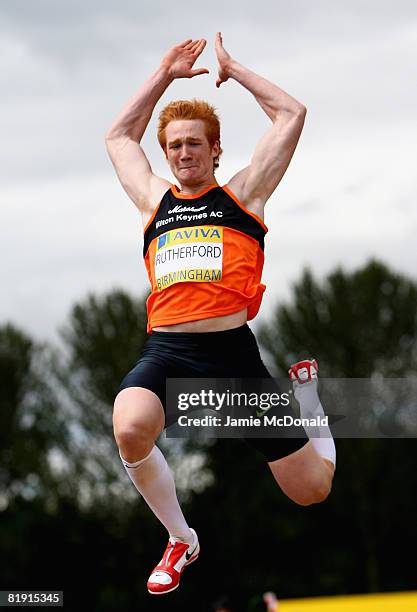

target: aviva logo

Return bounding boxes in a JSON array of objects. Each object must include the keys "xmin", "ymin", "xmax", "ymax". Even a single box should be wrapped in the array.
[{"xmin": 157, "ymin": 226, "xmax": 222, "ymax": 250}]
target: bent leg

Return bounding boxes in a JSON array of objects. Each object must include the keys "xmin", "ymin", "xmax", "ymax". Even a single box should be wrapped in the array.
[
  {"xmin": 113, "ymin": 386, "xmax": 165, "ymax": 461},
  {"xmin": 268, "ymin": 441, "xmax": 335, "ymax": 506},
  {"xmin": 113, "ymin": 387, "xmax": 193, "ymax": 542}
]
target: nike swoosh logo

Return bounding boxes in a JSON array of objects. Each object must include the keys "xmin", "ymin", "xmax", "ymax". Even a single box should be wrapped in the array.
[{"xmin": 185, "ymin": 544, "xmax": 197, "ymax": 560}]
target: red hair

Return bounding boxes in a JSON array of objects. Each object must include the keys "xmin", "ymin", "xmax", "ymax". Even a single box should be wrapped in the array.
[{"xmin": 157, "ymin": 99, "xmax": 223, "ymax": 170}]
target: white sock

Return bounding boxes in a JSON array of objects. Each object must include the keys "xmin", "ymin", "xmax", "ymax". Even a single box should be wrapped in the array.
[
  {"xmin": 120, "ymin": 445, "xmax": 193, "ymax": 543},
  {"xmin": 294, "ymin": 380, "xmax": 336, "ymax": 467}
]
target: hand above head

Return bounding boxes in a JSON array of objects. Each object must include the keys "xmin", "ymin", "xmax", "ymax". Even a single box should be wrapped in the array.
[
  {"xmin": 215, "ymin": 32, "xmax": 235, "ymax": 88},
  {"xmin": 160, "ymin": 38, "xmax": 209, "ymax": 80}
]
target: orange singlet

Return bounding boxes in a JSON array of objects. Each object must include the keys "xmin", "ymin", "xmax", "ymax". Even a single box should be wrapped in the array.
[{"xmin": 142, "ymin": 184, "xmax": 268, "ymax": 333}]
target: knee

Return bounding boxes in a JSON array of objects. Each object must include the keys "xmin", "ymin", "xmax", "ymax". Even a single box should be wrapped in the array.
[
  {"xmin": 114, "ymin": 424, "xmax": 154, "ymax": 462},
  {"xmin": 113, "ymin": 396, "xmax": 160, "ymax": 462},
  {"xmin": 295, "ymin": 484, "xmax": 332, "ymax": 507},
  {"xmin": 292, "ymin": 476, "xmax": 333, "ymax": 507}
]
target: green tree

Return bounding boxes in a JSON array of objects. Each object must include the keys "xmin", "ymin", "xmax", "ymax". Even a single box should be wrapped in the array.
[
  {"xmin": 0, "ymin": 323, "xmax": 68, "ymax": 509},
  {"xmin": 254, "ymin": 259, "xmax": 417, "ymax": 594},
  {"xmin": 258, "ymin": 259, "xmax": 417, "ymax": 377},
  {"xmin": 59, "ymin": 288, "xmax": 148, "ymax": 406},
  {"xmin": 52, "ymin": 289, "xmax": 149, "ymax": 509},
  {"xmin": 4, "ymin": 259, "xmax": 416, "ymax": 609},
  {"xmin": 55, "ymin": 288, "xmax": 209, "ymax": 510}
]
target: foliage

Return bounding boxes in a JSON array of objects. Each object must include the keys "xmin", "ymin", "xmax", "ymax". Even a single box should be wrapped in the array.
[
  {"xmin": 258, "ymin": 259, "xmax": 417, "ymax": 377},
  {"xmin": 1, "ymin": 261, "xmax": 417, "ymax": 610},
  {"xmin": 0, "ymin": 323, "xmax": 68, "ymax": 509}
]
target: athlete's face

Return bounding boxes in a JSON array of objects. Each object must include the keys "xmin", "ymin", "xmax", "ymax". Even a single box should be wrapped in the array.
[{"xmin": 164, "ymin": 120, "xmax": 219, "ymax": 186}]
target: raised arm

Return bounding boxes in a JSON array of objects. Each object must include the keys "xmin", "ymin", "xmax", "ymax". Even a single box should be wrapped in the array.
[
  {"xmin": 105, "ymin": 39, "xmax": 209, "ymax": 214},
  {"xmin": 215, "ymin": 32, "xmax": 306, "ymax": 211}
]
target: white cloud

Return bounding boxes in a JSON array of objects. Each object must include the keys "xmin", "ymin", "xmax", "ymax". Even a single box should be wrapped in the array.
[{"xmin": 1, "ymin": 1, "xmax": 416, "ymax": 341}]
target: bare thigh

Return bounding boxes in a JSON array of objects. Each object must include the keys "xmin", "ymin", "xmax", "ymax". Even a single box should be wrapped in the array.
[
  {"xmin": 268, "ymin": 441, "xmax": 335, "ymax": 506},
  {"xmin": 113, "ymin": 386, "xmax": 165, "ymax": 462}
]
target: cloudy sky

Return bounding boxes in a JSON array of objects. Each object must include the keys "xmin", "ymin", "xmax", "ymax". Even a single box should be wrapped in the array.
[{"xmin": 1, "ymin": 0, "xmax": 416, "ymax": 344}]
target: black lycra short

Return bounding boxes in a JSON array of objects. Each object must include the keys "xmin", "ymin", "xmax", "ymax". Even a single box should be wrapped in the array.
[{"xmin": 118, "ymin": 323, "xmax": 307, "ymax": 462}]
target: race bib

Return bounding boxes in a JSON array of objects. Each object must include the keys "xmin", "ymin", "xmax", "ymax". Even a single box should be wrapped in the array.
[{"xmin": 154, "ymin": 226, "xmax": 223, "ymax": 290}]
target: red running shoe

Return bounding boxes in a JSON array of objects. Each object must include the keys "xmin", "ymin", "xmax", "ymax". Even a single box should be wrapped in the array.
[
  {"xmin": 147, "ymin": 528, "xmax": 199, "ymax": 595},
  {"xmin": 288, "ymin": 358, "xmax": 318, "ymax": 384}
]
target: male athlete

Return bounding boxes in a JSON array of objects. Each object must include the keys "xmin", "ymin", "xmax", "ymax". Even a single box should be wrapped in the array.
[{"xmin": 106, "ymin": 33, "xmax": 336, "ymax": 595}]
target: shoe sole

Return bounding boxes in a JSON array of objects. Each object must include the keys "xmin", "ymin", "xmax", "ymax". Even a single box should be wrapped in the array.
[{"xmin": 147, "ymin": 553, "xmax": 199, "ymax": 595}]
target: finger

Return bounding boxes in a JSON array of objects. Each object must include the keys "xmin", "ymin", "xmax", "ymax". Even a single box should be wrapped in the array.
[
  {"xmin": 180, "ymin": 38, "xmax": 193, "ymax": 48},
  {"xmin": 192, "ymin": 39, "xmax": 207, "ymax": 55},
  {"xmin": 216, "ymin": 73, "xmax": 228, "ymax": 88},
  {"xmin": 188, "ymin": 40, "xmax": 201, "ymax": 54},
  {"xmin": 190, "ymin": 68, "xmax": 209, "ymax": 77}
]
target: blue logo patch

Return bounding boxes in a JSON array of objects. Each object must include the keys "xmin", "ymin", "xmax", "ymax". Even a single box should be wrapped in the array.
[{"xmin": 158, "ymin": 234, "xmax": 169, "ymax": 249}]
